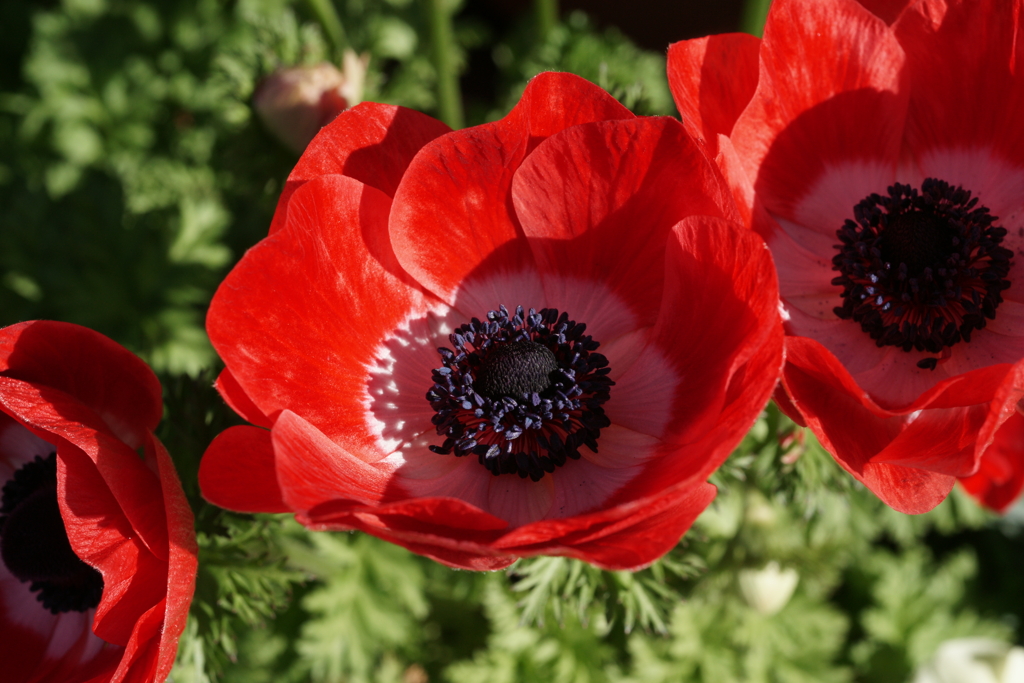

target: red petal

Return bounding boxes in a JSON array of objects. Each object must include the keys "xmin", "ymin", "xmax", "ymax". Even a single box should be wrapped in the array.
[
  {"xmin": 273, "ymin": 410, "xmax": 396, "ymax": 511},
  {"xmin": 773, "ymin": 383, "xmax": 807, "ymax": 427},
  {"xmin": 214, "ymin": 368, "xmax": 272, "ymax": 429},
  {"xmin": 606, "ymin": 222, "xmax": 782, "ymax": 499},
  {"xmin": 207, "ymin": 174, "xmax": 430, "ymax": 456},
  {"xmin": 105, "ymin": 601, "xmax": 163, "ymax": 683},
  {"xmin": 895, "ymin": 0, "xmax": 1024, "ymax": 165},
  {"xmin": 857, "ymin": 0, "xmax": 913, "ymax": 23},
  {"xmin": 960, "ymin": 410, "xmax": 1024, "ymax": 512},
  {"xmin": 150, "ymin": 435, "xmax": 197, "ymax": 683},
  {"xmin": 644, "ymin": 216, "xmax": 781, "ymax": 449},
  {"xmin": 714, "ymin": 134, "xmax": 761, "ymax": 230},
  {"xmin": 389, "ymin": 72, "xmax": 633, "ymax": 303},
  {"xmin": 0, "ymin": 321, "xmax": 162, "ymax": 449},
  {"xmin": 0, "ymin": 377, "xmax": 169, "ymax": 558},
  {"xmin": 511, "ymin": 117, "xmax": 738, "ymax": 325},
  {"xmin": 58, "ymin": 443, "xmax": 164, "ymax": 647},
  {"xmin": 305, "ymin": 493, "xmax": 509, "ymax": 536},
  {"xmin": 296, "ymin": 480, "xmax": 709, "ymax": 571},
  {"xmin": 495, "ymin": 482, "xmax": 717, "ymax": 571},
  {"xmin": 779, "ymin": 336, "xmax": 1002, "ymax": 512},
  {"xmin": 367, "ymin": 542, "xmax": 514, "ymax": 571},
  {"xmin": 298, "ymin": 496, "xmax": 513, "ymax": 571},
  {"xmin": 507, "ymin": 71, "xmax": 634, "ymax": 150},
  {"xmin": 269, "ymin": 103, "xmax": 451, "ymax": 233},
  {"xmin": 733, "ymin": 0, "xmax": 907, "ymax": 222},
  {"xmin": 667, "ymin": 33, "xmax": 761, "ymax": 156},
  {"xmin": 199, "ymin": 425, "xmax": 289, "ymax": 513}
]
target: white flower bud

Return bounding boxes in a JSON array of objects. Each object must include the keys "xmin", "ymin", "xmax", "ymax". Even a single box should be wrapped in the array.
[
  {"xmin": 738, "ymin": 561, "xmax": 799, "ymax": 616},
  {"xmin": 912, "ymin": 638, "xmax": 1024, "ymax": 683}
]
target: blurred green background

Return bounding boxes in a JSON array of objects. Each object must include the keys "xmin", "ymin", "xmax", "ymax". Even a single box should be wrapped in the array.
[{"xmin": 3, "ymin": 1, "xmax": 1023, "ymax": 682}]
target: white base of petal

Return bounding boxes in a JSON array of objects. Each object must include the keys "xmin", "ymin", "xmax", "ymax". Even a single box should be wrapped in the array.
[{"xmin": 365, "ymin": 270, "xmax": 675, "ymax": 526}]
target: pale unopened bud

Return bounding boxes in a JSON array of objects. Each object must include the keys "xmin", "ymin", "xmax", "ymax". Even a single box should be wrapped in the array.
[
  {"xmin": 744, "ymin": 493, "xmax": 777, "ymax": 528},
  {"xmin": 912, "ymin": 639, "xmax": 1024, "ymax": 683},
  {"xmin": 339, "ymin": 49, "xmax": 369, "ymax": 108},
  {"xmin": 738, "ymin": 561, "xmax": 799, "ymax": 616},
  {"xmin": 254, "ymin": 52, "xmax": 368, "ymax": 153}
]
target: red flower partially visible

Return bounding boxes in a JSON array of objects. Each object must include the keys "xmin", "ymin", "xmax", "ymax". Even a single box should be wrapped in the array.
[
  {"xmin": 669, "ymin": 0, "xmax": 1024, "ymax": 513},
  {"xmin": 0, "ymin": 321, "xmax": 197, "ymax": 683},
  {"xmin": 199, "ymin": 72, "xmax": 784, "ymax": 571},
  {"xmin": 960, "ymin": 411, "xmax": 1024, "ymax": 513}
]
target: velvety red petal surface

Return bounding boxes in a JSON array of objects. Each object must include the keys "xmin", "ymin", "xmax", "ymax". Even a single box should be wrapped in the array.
[
  {"xmin": 0, "ymin": 321, "xmax": 163, "ymax": 449},
  {"xmin": 298, "ymin": 485, "xmax": 710, "ymax": 572},
  {"xmin": 960, "ymin": 410, "xmax": 1024, "ymax": 512},
  {"xmin": 857, "ymin": 0, "xmax": 913, "ymax": 23},
  {"xmin": 273, "ymin": 410, "xmax": 396, "ymax": 509},
  {"xmin": 268, "ymin": 103, "xmax": 451, "ymax": 234},
  {"xmin": 511, "ymin": 117, "xmax": 739, "ymax": 326},
  {"xmin": 773, "ymin": 382, "xmax": 807, "ymax": 427},
  {"xmin": 733, "ymin": 0, "xmax": 907, "ymax": 223},
  {"xmin": 58, "ymin": 444, "xmax": 164, "ymax": 647},
  {"xmin": 495, "ymin": 482, "xmax": 717, "ymax": 571},
  {"xmin": 604, "ymin": 223, "xmax": 784, "ymax": 506},
  {"xmin": 781, "ymin": 337, "xmax": 1024, "ymax": 512},
  {"xmin": 299, "ymin": 495, "xmax": 514, "ymax": 571},
  {"xmin": 673, "ymin": 302, "xmax": 785, "ymax": 480},
  {"xmin": 667, "ymin": 33, "xmax": 761, "ymax": 156},
  {"xmin": 779, "ymin": 360, "xmax": 954, "ymax": 513},
  {"xmin": 199, "ymin": 425, "xmax": 289, "ymax": 513},
  {"xmin": 895, "ymin": 0, "xmax": 1024, "ymax": 166},
  {"xmin": 150, "ymin": 435, "xmax": 197, "ymax": 683},
  {"xmin": 643, "ymin": 217, "xmax": 781, "ymax": 452},
  {"xmin": 214, "ymin": 369, "xmax": 272, "ymax": 429},
  {"xmin": 208, "ymin": 174, "xmax": 431, "ymax": 458},
  {"xmin": 106, "ymin": 602, "xmax": 163, "ymax": 683},
  {"xmin": 389, "ymin": 72, "xmax": 633, "ymax": 304}
]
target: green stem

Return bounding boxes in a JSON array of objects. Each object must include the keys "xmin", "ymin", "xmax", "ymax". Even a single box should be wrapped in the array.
[
  {"xmin": 535, "ymin": 0, "xmax": 558, "ymax": 40},
  {"xmin": 306, "ymin": 0, "xmax": 348, "ymax": 60},
  {"xmin": 740, "ymin": 0, "xmax": 772, "ymax": 37},
  {"xmin": 427, "ymin": 0, "xmax": 464, "ymax": 129}
]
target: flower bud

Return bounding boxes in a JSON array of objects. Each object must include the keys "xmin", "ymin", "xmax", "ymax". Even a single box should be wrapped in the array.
[
  {"xmin": 254, "ymin": 52, "xmax": 368, "ymax": 153},
  {"xmin": 912, "ymin": 638, "xmax": 1024, "ymax": 683},
  {"xmin": 738, "ymin": 561, "xmax": 799, "ymax": 616}
]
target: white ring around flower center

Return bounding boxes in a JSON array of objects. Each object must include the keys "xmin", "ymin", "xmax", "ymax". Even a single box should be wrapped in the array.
[{"xmin": 362, "ymin": 270, "xmax": 679, "ymax": 526}]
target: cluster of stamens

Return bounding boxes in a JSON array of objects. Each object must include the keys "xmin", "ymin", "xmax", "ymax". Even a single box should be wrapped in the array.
[
  {"xmin": 426, "ymin": 305, "xmax": 613, "ymax": 481},
  {"xmin": 0, "ymin": 453, "xmax": 104, "ymax": 614},
  {"xmin": 832, "ymin": 178, "xmax": 1012, "ymax": 362}
]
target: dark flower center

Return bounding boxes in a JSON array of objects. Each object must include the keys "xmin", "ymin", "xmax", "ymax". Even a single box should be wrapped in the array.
[
  {"xmin": 476, "ymin": 340, "xmax": 559, "ymax": 400},
  {"xmin": 426, "ymin": 305, "xmax": 614, "ymax": 481},
  {"xmin": 831, "ymin": 178, "xmax": 1013, "ymax": 365},
  {"xmin": 0, "ymin": 453, "xmax": 104, "ymax": 614}
]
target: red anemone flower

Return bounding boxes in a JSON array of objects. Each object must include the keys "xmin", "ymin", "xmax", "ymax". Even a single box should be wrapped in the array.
[
  {"xmin": 669, "ymin": 0, "xmax": 1024, "ymax": 513},
  {"xmin": 0, "ymin": 321, "xmax": 197, "ymax": 683},
  {"xmin": 198, "ymin": 72, "xmax": 784, "ymax": 571}
]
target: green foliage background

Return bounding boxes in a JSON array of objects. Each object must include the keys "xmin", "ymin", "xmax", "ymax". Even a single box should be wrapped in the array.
[{"xmin": 2, "ymin": 1, "xmax": 1023, "ymax": 681}]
